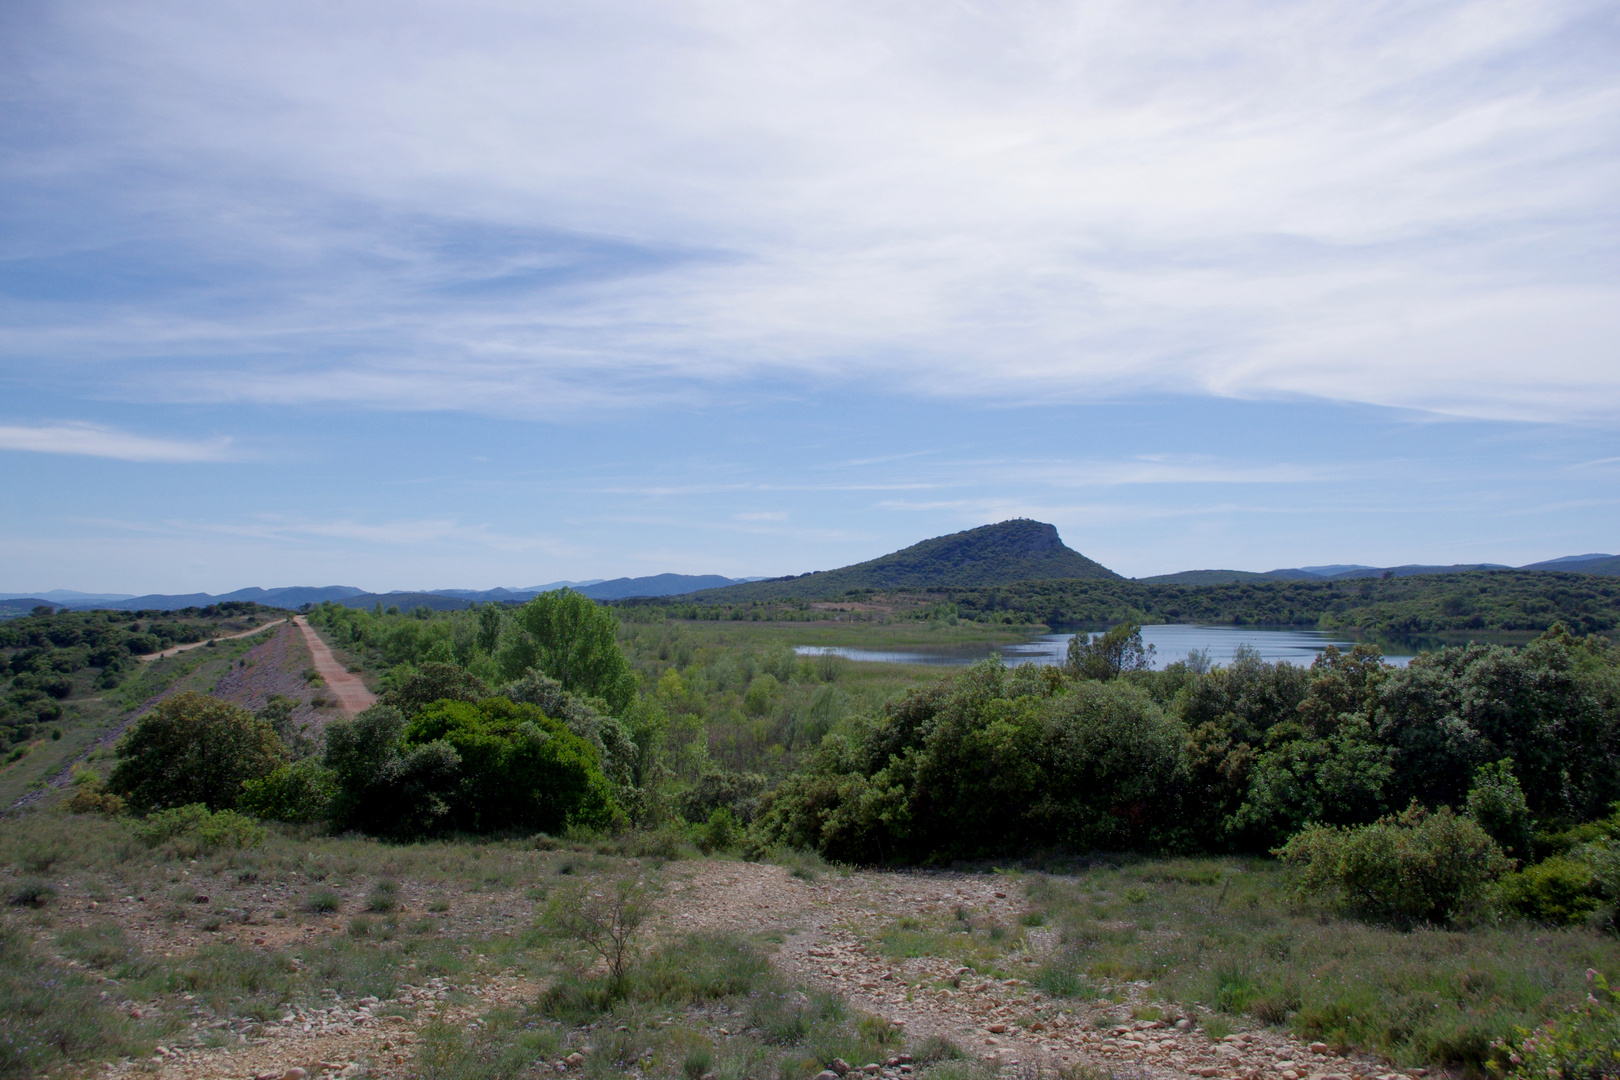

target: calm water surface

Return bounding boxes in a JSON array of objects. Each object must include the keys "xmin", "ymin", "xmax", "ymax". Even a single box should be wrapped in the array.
[{"xmin": 796, "ymin": 624, "xmax": 1417, "ymax": 669}]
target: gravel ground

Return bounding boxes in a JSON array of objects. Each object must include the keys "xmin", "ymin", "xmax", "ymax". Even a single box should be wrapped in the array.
[{"xmin": 663, "ymin": 861, "xmax": 1422, "ymax": 1080}]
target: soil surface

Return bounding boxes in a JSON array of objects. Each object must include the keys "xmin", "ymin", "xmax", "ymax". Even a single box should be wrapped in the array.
[
  {"xmin": 81, "ymin": 861, "xmax": 1417, "ymax": 1080},
  {"xmin": 664, "ymin": 861, "xmax": 1412, "ymax": 1080},
  {"xmin": 292, "ymin": 617, "xmax": 377, "ymax": 714}
]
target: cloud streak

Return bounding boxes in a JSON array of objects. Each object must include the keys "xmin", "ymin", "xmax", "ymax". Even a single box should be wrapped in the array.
[
  {"xmin": 0, "ymin": 422, "xmax": 233, "ymax": 462},
  {"xmin": 0, "ymin": 0, "xmax": 1614, "ymax": 422}
]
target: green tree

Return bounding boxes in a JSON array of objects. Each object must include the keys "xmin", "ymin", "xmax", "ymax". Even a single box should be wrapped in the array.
[
  {"xmin": 1466, "ymin": 758, "xmax": 1535, "ymax": 859},
  {"xmin": 499, "ymin": 590, "xmax": 637, "ymax": 712},
  {"xmin": 405, "ymin": 697, "xmax": 621, "ymax": 833},
  {"xmin": 1066, "ymin": 623, "xmax": 1155, "ymax": 681},
  {"xmin": 108, "ymin": 692, "xmax": 286, "ymax": 813}
]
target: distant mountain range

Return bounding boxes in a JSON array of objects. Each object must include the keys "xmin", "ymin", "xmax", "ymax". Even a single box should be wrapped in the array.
[
  {"xmin": 1139, "ymin": 552, "xmax": 1620, "ymax": 585},
  {"xmin": 0, "ymin": 574, "xmax": 763, "ymax": 614},
  {"xmin": 3, "ymin": 528, "xmax": 1614, "ymax": 616}
]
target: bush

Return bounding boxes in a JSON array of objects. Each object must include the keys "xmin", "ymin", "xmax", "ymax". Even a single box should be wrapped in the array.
[
  {"xmin": 237, "ymin": 759, "xmax": 338, "ymax": 823},
  {"xmin": 1496, "ymin": 857, "xmax": 1602, "ymax": 925},
  {"xmin": 304, "ymin": 889, "xmax": 342, "ymax": 914},
  {"xmin": 130, "ymin": 804, "xmax": 266, "ymax": 851},
  {"xmin": 695, "ymin": 807, "xmax": 738, "ymax": 854},
  {"xmin": 1492, "ymin": 969, "xmax": 1620, "ymax": 1080},
  {"xmin": 405, "ymin": 696, "xmax": 622, "ymax": 834},
  {"xmin": 1279, "ymin": 803, "xmax": 1510, "ymax": 924},
  {"xmin": 8, "ymin": 879, "xmax": 54, "ymax": 908},
  {"xmin": 107, "ymin": 692, "xmax": 286, "ymax": 812},
  {"xmin": 63, "ymin": 771, "xmax": 125, "ymax": 816},
  {"xmin": 1467, "ymin": 759, "xmax": 1536, "ymax": 860}
]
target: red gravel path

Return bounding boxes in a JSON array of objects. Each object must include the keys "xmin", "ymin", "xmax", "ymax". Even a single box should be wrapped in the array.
[{"xmin": 292, "ymin": 616, "xmax": 377, "ymax": 714}]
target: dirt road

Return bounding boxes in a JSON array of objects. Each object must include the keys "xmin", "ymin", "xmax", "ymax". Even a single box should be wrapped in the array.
[
  {"xmin": 663, "ymin": 862, "xmax": 1400, "ymax": 1080},
  {"xmin": 140, "ymin": 618, "xmax": 286, "ymax": 660},
  {"xmin": 292, "ymin": 616, "xmax": 377, "ymax": 713}
]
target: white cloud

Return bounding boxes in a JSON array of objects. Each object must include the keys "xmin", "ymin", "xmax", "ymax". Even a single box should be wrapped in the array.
[
  {"xmin": 2, "ymin": 0, "xmax": 1617, "ymax": 421},
  {"xmin": 0, "ymin": 423, "xmax": 233, "ymax": 462}
]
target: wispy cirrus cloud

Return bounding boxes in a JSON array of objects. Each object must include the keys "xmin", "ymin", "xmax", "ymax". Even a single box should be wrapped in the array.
[
  {"xmin": 0, "ymin": 422, "xmax": 233, "ymax": 462},
  {"xmin": 0, "ymin": 0, "xmax": 1616, "ymax": 422}
]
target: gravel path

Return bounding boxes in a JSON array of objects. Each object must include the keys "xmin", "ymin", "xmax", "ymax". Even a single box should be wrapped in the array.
[
  {"xmin": 292, "ymin": 616, "xmax": 377, "ymax": 714},
  {"xmin": 662, "ymin": 861, "xmax": 1417, "ymax": 1080},
  {"xmin": 139, "ymin": 618, "xmax": 287, "ymax": 660}
]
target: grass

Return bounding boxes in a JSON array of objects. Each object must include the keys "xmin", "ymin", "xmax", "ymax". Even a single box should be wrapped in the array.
[
  {"xmin": 1024, "ymin": 858, "xmax": 1620, "ymax": 1072},
  {"xmin": 0, "ymin": 926, "xmax": 149, "ymax": 1078}
]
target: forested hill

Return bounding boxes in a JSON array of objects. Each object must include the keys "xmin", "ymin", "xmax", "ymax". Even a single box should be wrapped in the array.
[{"xmin": 688, "ymin": 519, "xmax": 1121, "ymax": 601}]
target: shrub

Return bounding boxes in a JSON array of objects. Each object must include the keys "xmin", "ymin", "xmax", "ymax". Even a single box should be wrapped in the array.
[
  {"xmin": 1467, "ymin": 759, "xmax": 1536, "ymax": 860},
  {"xmin": 8, "ymin": 879, "xmax": 54, "ymax": 908},
  {"xmin": 63, "ymin": 771, "xmax": 125, "ymax": 816},
  {"xmin": 1496, "ymin": 857, "xmax": 1601, "ymax": 924},
  {"xmin": 695, "ymin": 807, "xmax": 738, "ymax": 854},
  {"xmin": 402, "ymin": 696, "xmax": 621, "ymax": 834},
  {"xmin": 130, "ymin": 804, "xmax": 266, "ymax": 850},
  {"xmin": 1491, "ymin": 969, "xmax": 1620, "ymax": 1080},
  {"xmin": 366, "ymin": 881, "xmax": 400, "ymax": 913},
  {"xmin": 237, "ymin": 759, "xmax": 337, "ymax": 823},
  {"xmin": 542, "ymin": 876, "xmax": 650, "ymax": 983},
  {"xmin": 1279, "ymin": 803, "xmax": 1510, "ymax": 924},
  {"xmin": 107, "ymin": 692, "xmax": 286, "ymax": 812},
  {"xmin": 304, "ymin": 889, "xmax": 342, "ymax": 914}
]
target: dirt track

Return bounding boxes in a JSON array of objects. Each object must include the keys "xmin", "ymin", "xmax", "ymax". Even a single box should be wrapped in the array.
[
  {"xmin": 140, "ymin": 618, "xmax": 286, "ymax": 660},
  {"xmin": 665, "ymin": 862, "xmax": 1403, "ymax": 1080},
  {"xmin": 292, "ymin": 616, "xmax": 377, "ymax": 713}
]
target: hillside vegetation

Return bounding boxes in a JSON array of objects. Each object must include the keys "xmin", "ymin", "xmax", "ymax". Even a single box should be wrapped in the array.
[
  {"xmin": 692, "ymin": 520, "xmax": 1119, "ymax": 602},
  {"xmin": 6, "ymin": 596, "xmax": 1620, "ymax": 1078},
  {"xmin": 641, "ymin": 569, "xmax": 1620, "ymax": 636}
]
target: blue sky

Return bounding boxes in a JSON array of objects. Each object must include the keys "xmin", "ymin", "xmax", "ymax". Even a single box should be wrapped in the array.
[{"xmin": 2, "ymin": 0, "xmax": 1617, "ymax": 593}]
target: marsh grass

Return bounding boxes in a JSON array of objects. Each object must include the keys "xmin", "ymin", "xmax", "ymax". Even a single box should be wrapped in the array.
[{"xmin": 1026, "ymin": 858, "xmax": 1620, "ymax": 1070}]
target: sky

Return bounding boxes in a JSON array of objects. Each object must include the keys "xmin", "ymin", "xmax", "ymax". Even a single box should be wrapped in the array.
[{"xmin": 1, "ymin": 0, "xmax": 1617, "ymax": 593}]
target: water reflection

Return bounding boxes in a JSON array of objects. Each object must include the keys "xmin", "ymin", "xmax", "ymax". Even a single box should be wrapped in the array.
[{"xmin": 796, "ymin": 624, "xmax": 1419, "ymax": 669}]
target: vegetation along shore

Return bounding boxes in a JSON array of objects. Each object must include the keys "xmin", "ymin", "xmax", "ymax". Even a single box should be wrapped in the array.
[{"xmin": 2, "ymin": 575, "xmax": 1618, "ymax": 1080}]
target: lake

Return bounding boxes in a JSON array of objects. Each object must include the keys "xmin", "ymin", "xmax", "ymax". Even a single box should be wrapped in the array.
[{"xmin": 796, "ymin": 624, "xmax": 1418, "ymax": 669}]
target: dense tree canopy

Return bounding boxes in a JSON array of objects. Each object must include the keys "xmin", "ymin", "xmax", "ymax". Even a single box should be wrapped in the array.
[{"xmin": 108, "ymin": 692, "xmax": 286, "ymax": 813}]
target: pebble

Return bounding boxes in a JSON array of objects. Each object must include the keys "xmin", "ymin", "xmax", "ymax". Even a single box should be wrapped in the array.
[{"xmin": 1310, "ymin": 1042, "xmax": 1330, "ymax": 1054}]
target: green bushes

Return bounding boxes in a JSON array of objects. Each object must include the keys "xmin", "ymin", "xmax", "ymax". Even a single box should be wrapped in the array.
[
  {"xmin": 1279, "ymin": 804, "xmax": 1510, "ymax": 924},
  {"xmin": 754, "ymin": 660, "xmax": 1185, "ymax": 861},
  {"xmin": 108, "ymin": 691, "xmax": 286, "ymax": 812},
  {"xmin": 237, "ymin": 758, "xmax": 338, "ymax": 823},
  {"xmin": 129, "ymin": 804, "xmax": 266, "ymax": 850},
  {"xmin": 1467, "ymin": 759, "xmax": 1536, "ymax": 860},
  {"xmin": 1492, "ymin": 969, "xmax": 1620, "ymax": 1080},
  {"xmin": 1497, "ymin": 858, "xmax": 1602, "ymax": 925}
]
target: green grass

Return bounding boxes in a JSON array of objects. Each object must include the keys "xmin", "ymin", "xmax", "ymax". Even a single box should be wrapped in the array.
[
  {"xmin": 0, "ymin": 925, "xmax": 150, "ymax": 1078},
  {"xmin": 1025, "ymin": 858, "xmax": 1620, "ymax": 1071}
]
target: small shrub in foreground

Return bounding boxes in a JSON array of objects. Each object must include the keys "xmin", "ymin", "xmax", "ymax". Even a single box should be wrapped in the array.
[{"xmin": 1491, "ymin": 969, "xmax": 1620, "ymax": 1080}]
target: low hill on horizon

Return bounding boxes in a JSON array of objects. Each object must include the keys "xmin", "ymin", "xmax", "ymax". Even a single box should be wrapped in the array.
[{"xmin": 681, "ymin": 519, "xmax": 1120, "ymax": 602}]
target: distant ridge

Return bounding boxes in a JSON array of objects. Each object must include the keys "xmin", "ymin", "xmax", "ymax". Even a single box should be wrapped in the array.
[
  {"xmin": 681, "ymin": 519, "xmax": 1120, "ymax": 602},
  {"xmin": 1141, "ymin": 555, "xmax": 1616, "ymax": 584}
]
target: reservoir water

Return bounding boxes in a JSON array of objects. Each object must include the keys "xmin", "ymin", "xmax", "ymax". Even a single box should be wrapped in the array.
[{"xmin": 796, "ymin": 624, "xmax": 1418, "ymax": 669}]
